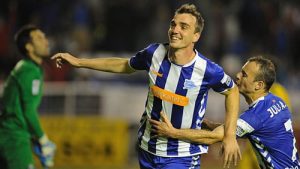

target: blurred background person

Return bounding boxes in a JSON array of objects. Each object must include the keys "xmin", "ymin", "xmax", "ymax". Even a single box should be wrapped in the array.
[{"xmin": 0, "ymin": 25, "xmax": 55, "ymax": 169}]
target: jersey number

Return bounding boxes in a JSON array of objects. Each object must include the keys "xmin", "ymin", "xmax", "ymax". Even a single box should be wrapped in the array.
[{"xmin": 284, "ymin": 119, "xmax": 298, "ymax": 162}]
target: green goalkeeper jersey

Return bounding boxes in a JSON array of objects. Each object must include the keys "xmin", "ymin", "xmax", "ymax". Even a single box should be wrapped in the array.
[{"xmin": 0, "ymin": 58, "xmax": 44, "ymax": 139}]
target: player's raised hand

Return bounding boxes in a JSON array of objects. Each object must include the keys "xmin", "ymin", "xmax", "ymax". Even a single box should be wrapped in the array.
[{"xmin": 51, "ymin": 53, "xmax": 80, "ymax": 68}]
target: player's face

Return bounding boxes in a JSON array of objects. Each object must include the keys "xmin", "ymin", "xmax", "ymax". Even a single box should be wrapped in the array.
[
  {"xmin": 168, "ymin": 13, "xmax": 200, "ymax": 49},
  {"xmin": 235, "ymin": 61, "xmax": 260, "ymax": 96},
  {"xmin": 29, "ymin": 30, "xmax": 50, "ymax": 58}
]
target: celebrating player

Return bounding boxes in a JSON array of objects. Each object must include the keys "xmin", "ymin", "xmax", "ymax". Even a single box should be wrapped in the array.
[
  {"xmin": 0, "ymin": 25, "xmax": 56, "ymax": 169},
  {"xmin": 150, "ymin": 56, "xmax": 300, "ymax": 168},
  {"xmin": 52, "ymin": 4, "xmax": 241, "ymax": 169}
]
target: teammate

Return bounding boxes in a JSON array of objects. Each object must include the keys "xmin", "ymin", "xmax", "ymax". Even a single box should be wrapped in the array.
[
  {"xmin": 237, "ymin": 81, "xmax": 293, "ymax": 169},
  {"xmin": 52, "ymin": 4, "xmax": 241, "ymax": 169},
  {"xmin": 150, "ymin": 56, "xmax": 300, "ymax": 168},
  {"xmin": 0, "ymin": 25, "xmax": 56, "ymax": 169}
]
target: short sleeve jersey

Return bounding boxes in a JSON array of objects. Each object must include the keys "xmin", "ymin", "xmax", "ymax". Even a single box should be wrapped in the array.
[
  {"xmin": 237, "ymin": 93, "xmax": 300, "ymax": 168},
  {"xmin": 0, "ymin": 59, "xmax": 44, "ymax": 139},
  {"xmin": 129, "ymin": 43, "xmax": 234, "ymax": 157}
]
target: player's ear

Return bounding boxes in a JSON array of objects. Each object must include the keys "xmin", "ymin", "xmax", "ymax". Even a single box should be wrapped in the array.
[
  {"xmin": 25, "ymin": 43, "xmax": 33, "ymax": 53},
  {"xmin": 193, "ymin": 32, "xmax": 200, "ymax": 43},
  {"xmin": 255, "ymin": 81, "xmax": 264, "ymax": 91}
]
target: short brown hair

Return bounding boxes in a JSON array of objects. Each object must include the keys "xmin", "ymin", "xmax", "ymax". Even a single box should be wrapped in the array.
[
  {"xmin": 14, "ymin": 25, "xmax": 39, "ymax": 58},
  {"xmin": 248, "ymin": 56, "xmax": 276, "ymax": 91},
  {"xmin": 175, "ymin": 4, "xmax": 204, "ymax": 34}
]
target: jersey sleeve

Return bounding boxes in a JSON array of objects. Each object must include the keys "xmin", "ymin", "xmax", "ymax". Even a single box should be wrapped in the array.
[
  {"xmin": 206, "ymin": 62, "xmax": 234, "ymax": 93},
  {"xmin": 19, "ymin": 68, "xmax": 44, "ymax": 139},
  {"xmin": 129, "ymin": 43, "xmax": 159, "ymax": 71},
  {"xmin": 236, "ymin": 110, "xmax": 262, "ymax": 138}
]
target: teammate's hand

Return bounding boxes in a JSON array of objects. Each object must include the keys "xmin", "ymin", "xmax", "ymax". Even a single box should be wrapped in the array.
[
  {"xmin": 33, "ymin": 135, "xmax": 56, "ymax": 168},
  {"xmin": 149, "ymin": 111, "xmax": 176, "ymax": 138},
  {"xmin": 51, "ymin": 53, "xmax": 80, "ymax": 68}
]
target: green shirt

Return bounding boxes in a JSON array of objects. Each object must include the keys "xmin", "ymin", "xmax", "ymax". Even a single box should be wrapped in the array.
[{"xmin": 0, "ymin": 58, "xmax": 44, "ymax": 139}]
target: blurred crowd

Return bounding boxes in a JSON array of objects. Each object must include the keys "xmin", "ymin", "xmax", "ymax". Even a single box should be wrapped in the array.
[{"xmin": 0, "ymin": 0, "xmax": 300, "ymax": 88}]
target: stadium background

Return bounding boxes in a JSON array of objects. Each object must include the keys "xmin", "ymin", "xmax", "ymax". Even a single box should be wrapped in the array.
[{"xmin": 0, "ymin": 0, "xmax": 300, "ymax": 168}]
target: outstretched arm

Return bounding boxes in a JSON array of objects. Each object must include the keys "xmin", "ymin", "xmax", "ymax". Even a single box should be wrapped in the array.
[
  {"xmin": 51, "ymin": 53, "xmax": 135, "ymax": 74},
  {"xmin": 149, "ymin": 111, "xmax": 224, "ymax": 145}
]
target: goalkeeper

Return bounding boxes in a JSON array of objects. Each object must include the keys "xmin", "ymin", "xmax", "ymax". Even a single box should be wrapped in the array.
[{"xmin": 0, "ymin": 25, "xmax": 55, "ymax": 169}]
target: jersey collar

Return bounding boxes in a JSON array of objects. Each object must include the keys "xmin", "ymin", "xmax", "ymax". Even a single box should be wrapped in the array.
[{"xmin": 249, "ymin": 94, "xmax": 266, "ymax": 108}]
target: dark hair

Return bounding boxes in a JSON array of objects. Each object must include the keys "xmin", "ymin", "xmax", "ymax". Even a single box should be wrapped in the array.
[
  {"xmin": 248, "ymin": 56, "xmax": 276, "ymax": 91},
  {"xmin": 175, "ymin": 4, "xmax": 204, "ymax": 34},
  {"xmin": 14, "ymin": 25, "xmax": 39, "ymax": 58}
]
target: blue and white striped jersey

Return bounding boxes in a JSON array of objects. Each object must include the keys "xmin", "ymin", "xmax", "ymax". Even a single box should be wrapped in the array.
[
  {"xmin": 129, "ymin": 43, "xmax": 234, "ymax": 157},
  {"xmin": 237, "ymin": 93, "xmax": 300, "ymax": 169}
]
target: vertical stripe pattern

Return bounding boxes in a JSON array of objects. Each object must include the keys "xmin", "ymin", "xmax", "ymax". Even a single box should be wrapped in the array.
[{"xmin": 132, "ymin": 44, "xmax": 233, "ymax": 157}]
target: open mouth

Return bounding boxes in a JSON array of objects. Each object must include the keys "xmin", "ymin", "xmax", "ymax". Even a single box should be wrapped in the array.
[
  {"xmin": 171, "ymin": 37, "xmax": 180, "ymax": 40},
  {"xmin": 170, "ymin": 34, "xmax": 181, "ymax": 41}
]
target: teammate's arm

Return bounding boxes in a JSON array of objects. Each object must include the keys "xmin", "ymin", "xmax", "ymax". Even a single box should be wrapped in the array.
[
  {"xmin": 149, "ymin": 111, "xmax": 224, "ymax": 145},
  {"xmin": 51, "ymin": 53, "xmax": 135, "ymax": 74},
  {"xmin": 220, "ymin": 85, "xmax": 241, "ymax": 168}
]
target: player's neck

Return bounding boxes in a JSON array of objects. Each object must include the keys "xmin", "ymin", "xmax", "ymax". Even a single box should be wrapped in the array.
[
  {"xmin": 245, "ymin": 91, "xmax": 268, "ymax": 105},
  {"xmin": 29, "ymin": 54, "xmax": 43, "ymax": 65},
  {"xmin": 168, "ymin": 47, "xmax": 195, "ymax": 66}
]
